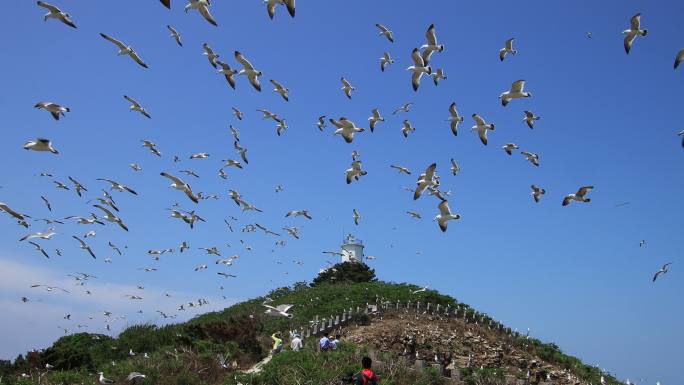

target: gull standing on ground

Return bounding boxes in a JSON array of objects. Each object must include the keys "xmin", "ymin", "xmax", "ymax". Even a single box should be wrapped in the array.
[
  {"xmin": 217, "ymin": 61, "xmax": 237, "ymax": 89},
  {"xmin": 124, "ymin": 96, "xmax": 151, "ymax": 119},
  {"xmin": 499, "ymin": 80, "xmax": 532, "ymax": 107},
  {"xmin": 375, "ymin": 24, "xmax": 394, "ymax": 42},
  {"xmin": 623, "ymin": 13, "xmax": 648, "ymax": 54},
  {"xmin": 235, "ymin": 51, "xmax": 262, "ymax": 91},
  {"xmin": 675, "ymin": 49, "xmax": 684, "ymax": 70},
  {"xmin": 160, "ymin": 172, "xmax": 199, "ymax": 203},
  {"xmin": 431, "ymin": 68, "xmax": 447, "ymax": 85},
  {"xmin": 185, "ymin": 0, "xmax": 218, "ymax": 26},
  {"xmin": 264, "ymin": 0, "xmax": 295, "ymax": 19},
  {"xmin": 420, "ymin": 24, "xmax": 444, "ymax": 64},
  {"xmin": 37, "ymin": 1, "xmax": 77, "ymax": 28},
  {"xmin": 345, "ymin": 161, "xmax": 367, "ymax": 184},
  {"xmin": 435, "ymin": 198, "xmax": 460, "ymax": 232},
  {"xmin": 390, "ymin": 165, "xmax": 411, "ymax": 175},
  {"xmin": 100, "ymin": 33, "xmax": 148, "ymax": 68},
  {"xmin": 502, "ymin": 143, "xmax": 519, "ymax": 155},
  {"xmin": 94, "ymin": 205, "xmax": 129, "ymax": 231},
  {"xmin": 35, "ymin": 102, "xmax": 70, "ymax": 120},
  {"xmin": 652, "ymin": 263, "xmax": 672, "ymax": 282},
  {"xmin": 330, "ymin": 118, "xmax": 364, "ymax": 143},
  {"xmin": 97, "ymin": 179, "xmax": 138, "ymax": 195},
  {"xmin": 352, "ymin": 209, "xmax": 360, "ymax": 225},
  {"xmin": 368, "ymin": 109, "xmax": 384, "ymax": 132},
  {"xmin": 340, "ymin": 77, "xmax": 355, "ymax": 99},
  {"xmin": 531, "ymin": 185, "xmax": 546, "ymax": 203},
  {"xmin": 167, "ymin": 25, "xmax": 182, "ymax": 46},
  {"xmin": 401, "ymin": 120, "xmax": 416, "ymax": 138},
  {"xmin": 450, "ymin": 159, "xmax": 460, "ymax": 175},
  {"xmin": 523, "ymin": 111, "xmax": 540, "ymax": 129},
  {"xmin": 73, "ymin": 236, "xmax": 96, "ymax": 259},
  {"xmin": 393, "ymin": 102, "xmax": 412, "ymax": 115},
  {"xmin": 98, "ymin": 373, "xmax": 115, "ymax": 385},
  {"xmin": 499, "ymin": 38, "xmax": 516, "ymax": 61},
  {"xmin": 471, "ymin": 114, "xmax": 495, "ymax": 145},
  {"xmin": 270, "ymin": 79, "xmax": 289, "ymax": 101},
  {"xmin": 316, "ymin": 116, "xmax": 326, "ymax": 131},
  {"xmin": 447, "ymin": 102, "xmax": 464, "ymax": 136},
  {"xmin": 562, "ymin": 186, "xmax": 594, "ymax": 206},
  {"xmin": 408, "ymin": 48, "xmax": 431, "ymax": 91},
  {"xmin": 414, "ymin": 163, "xmax": 437, "ymax": 200},
  {"xmin": 24, "ymin": 138, "xmax": 59, "ymax": 154},
  {"xmin": 202, "ymin": 43, "xmax": 219, "ymax": 68},
  {"xmin": 380, "ymin": 52, "xmax": 394, "ymax": 72},
  {"xmin": 521, "ymin": 151, "xmax": 540, "ymax": 167}
]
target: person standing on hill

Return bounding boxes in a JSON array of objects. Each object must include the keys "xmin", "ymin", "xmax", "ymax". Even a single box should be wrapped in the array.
[
  {"xmin": 319, "ymin": 332, "xmax": 331, "ymax": 352},
  {"xmin": 290, "ymin": 333, "xmax": 303, "ymax": 351},
  {"xmin": 331, "ymin": 334, "xmax": 341, "ymax": 350},
  {"xmin": 271, "ymin": 332, "xmax": 283, "ymax": 355},
  {"xmin": 354, "ymin": 356, "xmax": 380, "ymax": 385}
]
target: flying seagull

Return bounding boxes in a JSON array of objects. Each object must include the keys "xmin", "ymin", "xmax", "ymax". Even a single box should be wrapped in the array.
[
  {"xmin": 352, "ymin": 209, "xmax": 360, "ymax": 225},
  {"xmin": 450, "ymin": 159, "xmax": 460, "ymax": 175},
  {"xmin": 368, "ymin": 109, "xmax": 384, "ymax": 132},
  {"xmin": 97, "ymin": 179, "xmax": 137, "ymax": 195},
  {"xmin": 285, "ymin": 210, "xmax": 312, "ymax": 220},
  {"xmin": 124, "ymin": 95, "xmax": 151, "ymax": 119},
  {"xmin": 28, "ymin": 241, "xmax": 50, "ymax": 259},
  {"xmin": 408, "ymin": 48, "xmax": 431, "ymax": 91},
  {"xmin": 160, "ymin": 172, "xmax": 199, "ymax": 203},
  {"xmin": 330, "ymin": 118, "xmax": 364, "ymax": 143},
  {"xmin": 270, "ymin": 79, "xmax": 289, "ymax": 101},
  {"xmin": 499, "ymin": 80, "xmax": 531, "ymax": 107},
  {"xmin": 390, "ymin": 165, "xmax": 411, "ymax": 175},
  {"xmin": 401, "ymin": 120, "xmax": 416, "ymax": 138},
  {"xmin": 340, "ymin": 77, "xmax": 355, "ymax": 99},
  {"xmin": 523, "ymin": 111, "xmax": 540, "ymax": 129},
  {"xmin": 623, "ymin": 13, "xmax": 647, "ymax": 54},
  {"xmin": 20, "ymin": 229, "xmax": 57, "ymax": 242},
  {"xmin": 471, "ymin": 114, "xmax": 495, "ymax": 145},
  {"xmin": 420, "ymin": 24, "xmax": 444, "ymax": 64},
  {"xmin": 165, "ymin": 25, "xmax": 182, "ymax": 47},
  {"xmin": 37, "ymin": 1, "xmax": 76, "ymax": 28},
  {"xmin": 217, "ymin": 61, "xmax": 237, "ymax": 89},
  {"xmin": 414, "ymin": 163, "xmax": 437, "ymax": 200},
  {"xmin": 100, "ymin": 33, "xmax": 148, "ymax": 68},
  {"xmin": 41, "ymin": 196, "xmax": 52, "ymax": 212},
  {"xmin": 24, "ymin": 138, "xmax": 59, "ymax": 154},
  {"xmin": 316, "ymin": 115, "xmax": 326, "ymax": 131},
  {"xmin": 232, "ymin": 107, "xmax": 243, "ymax": 120},
  {"xmin": 521, "ymin": 151, "xmax": 540, "ymax": 167},
  {"xmin": 562, "ymin": 186, "xmax": 594, "ymax": 206},
  {"xmin": 499, "ymin": 38, "xmax": 516, "ymax": 61},
  {"xmin": 502, "ymin": 143, "xmax": 519, "ymax": 155},
  {"xmin": 393, "ymin": 103, "xmax": 412, "ymax": 115},
  {"xmin": 94, "ymin": 205, "xmax": 129, "ymax": 231},
  {"xmin": 73, "ymin": 236, "xmax": 96, "ymax": 259},
  {"xmin": 35, "ymin": 102, "xmax": 70, "ymax": 120},
  {"xmin": 447, "ymin": 102, "xmax": 464, "ymax": 136},
  {"xmin": 263, "ymin": 304, "xmax": 294, "ymax": 318},
  {"xmin": 235, "ymin": 51, "xmax": 262, "ymax": 91},
  {"xmin": 264, "ymin": 0, "xmax": 295, "ymax": 19},
  {"xmin": 435, "ymin": 198, "xmax": 460, "ymax": 232},
  {"xmin": 652, "ymin": 263, "xmax": 672, "ymax": 282},
  {"xmin": 380, "ymin": 52, "xmax": 394, "ymax": 72},
  {"xmin": 531, "ymin": 185, "xmax": 546, "ymax": 203},
  {"xmin": 345, "ymin": 160, "xmax": 367, "ymax": 184},
  {"xmin": 431, "ymin": 68, "xmax": 447, "ymax": 86},
  {"xmin": 202, "ymin": 43, "xmax": 219, "ymax": 68},
  {"xmin": 185, "ymin": 0, "xmax": 218, "ymax": 26},
  {"xmin": 375, "ymin": 24, "xmax": 394, "ymax": 42}
]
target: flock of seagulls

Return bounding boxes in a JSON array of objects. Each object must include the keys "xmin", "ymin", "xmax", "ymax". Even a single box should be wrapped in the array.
[{"xmin": 0, "ymin": 4, "xmax": 678, "ymax": 384}]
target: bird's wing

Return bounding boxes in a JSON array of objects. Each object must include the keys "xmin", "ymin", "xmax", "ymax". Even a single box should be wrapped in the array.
[
  {"xmin": 438, "ymin": 199, "xmax": 451, "ymax": 216},
  {"xmin": 100, "ymin": 33, "xmax": 127, "ymax": 50},
  {"xmin": 424, "ymin": 163, "xmax": 437, "ymax": 181},
  {"xmin": 472, "ymin": 114, "xmax": 485, "ymax": 126},
  {"xmin": 411, "ymin": 48, "xmax": 425, "ymax": 67},
  {"xmin": 160, "ymin": 0, "xmax": 171, "ymax": 9},
  {"xmin": 234, "ymin": 51, "xmax": 255, "ymax": 70},
  {"xmin": 448, "ymin": 102, "xmax": 458, "ymax": 117},
  {"xmin": 128, "ymin": 51, "xmax": 148, "ymax": 68},
  {"xmin": 284, "ymin": 0, "xmax": 295, "ymax": 17},
  {"xmin": 198, "ymin": 3, "xmax": 218, "ymax": 26},
  {"xmin": 72, "ymin": 235, "xmax": 86, "ymax": 246},
  {"xmin": 675, "ymin": 49, "xmax": 684, "ymax": 69},
  {"xmin": 124, "ymin": 95, "xmax": 141, "ymax": 107},
  {"xmin": 624, "ymin": 32, "xmax": 637, "ymax": 54},
  {"xmin": 248, "ymin": 73, "xmax": 262, "ymax": 92},
  {"xmin": 341, "ymin": 78, "xmax": 351, "ymax": 88},
  {"xmin": 576, "ymin": 186, "xmax": 593, "ymax": 197},
  {"xmin": 270, "ymin": 79, "xmax": 283, "ymax": 89},
  {"xmin": 630, "ymin": 13, "xmax": 641, "ymax": 30},
  {"xmin": 425, "ymin": 24, "xmax": 438, "ymax": 45},
  {"xmin": 411, "ymin": 72, "xmax": 422, "ymax": 91},
  {"xmin": 277, "ymin": 304, "xmax": 294, "ymax": 312},
  {"xmin": 376, "ymin": 24, "xmax": 389, "ymax": 33},
  {"xmin": 478, "ymin": 127, "xmax": 488, "ymax": 145},
  {"xmin": 505, "ymin": 38, "xmax": 514, "ymax": 50},
  {"xmin": 94, "ymin": 204, "xmax": 114, "ymax": 218},
  {"xmin": 511, "ymin": 79, "xmax": 525, "ymax": 93},
  {"xmin": 160, "ymin": 172, "xmax": 184, "ymax": 185},
  {"xmin": 37, "ymin": 1, "xmax": 61, "ymax": 13},
  {"xmin": 0, "ymin": 202, "xmax": 25, "ymax": 220}
]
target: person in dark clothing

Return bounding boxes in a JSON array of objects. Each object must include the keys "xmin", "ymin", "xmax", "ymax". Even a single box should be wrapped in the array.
[{"xmin": 354, "ymin": 356, "xmax": 379, "ymax": 385}]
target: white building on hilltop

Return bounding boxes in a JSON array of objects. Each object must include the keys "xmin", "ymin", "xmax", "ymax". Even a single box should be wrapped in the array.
[{"xmin": 341, "ymin": 234, "xmax": 364, "ymax": 263}]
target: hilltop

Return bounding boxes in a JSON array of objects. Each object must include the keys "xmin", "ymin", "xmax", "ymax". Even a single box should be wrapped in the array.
[{"xmin": 0, "ymin": 263, "xmax": 623, "ymax": 385}]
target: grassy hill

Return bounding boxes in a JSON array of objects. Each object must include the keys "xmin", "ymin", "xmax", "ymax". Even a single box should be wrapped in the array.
[{"xmin": 1, "ymin": 264, "xmax": 623, "ymax": 385}]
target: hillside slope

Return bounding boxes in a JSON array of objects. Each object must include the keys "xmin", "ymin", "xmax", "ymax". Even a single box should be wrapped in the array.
[{"xmin": 1, "ymin": 276, "xmax": 623, "ymax": 385}]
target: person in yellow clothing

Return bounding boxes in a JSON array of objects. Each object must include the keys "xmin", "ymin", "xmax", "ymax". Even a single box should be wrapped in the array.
[{"xmin": 271, "ymin": 332, "xmax": 283, "ymax": 355}]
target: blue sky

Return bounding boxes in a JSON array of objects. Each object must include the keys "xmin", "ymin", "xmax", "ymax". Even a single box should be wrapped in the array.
[{"xmin": 1, "ymin": 0, "xmax": 682, "ymax": 383}]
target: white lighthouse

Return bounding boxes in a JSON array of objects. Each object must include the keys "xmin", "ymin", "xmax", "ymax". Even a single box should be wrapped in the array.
[{"xmin": 341, "ymin": 234, "xmax": 364, "ymax": 263}]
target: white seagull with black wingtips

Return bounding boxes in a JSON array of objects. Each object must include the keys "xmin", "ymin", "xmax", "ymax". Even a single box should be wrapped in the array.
[{"xmin": 100, "ymin": 33, "xmax": 148, "ymax": 68}]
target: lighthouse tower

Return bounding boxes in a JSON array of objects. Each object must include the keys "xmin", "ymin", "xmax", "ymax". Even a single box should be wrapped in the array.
[{"xmin": 341, "ymin": 234, "xmax": 364, "ymax": 263}]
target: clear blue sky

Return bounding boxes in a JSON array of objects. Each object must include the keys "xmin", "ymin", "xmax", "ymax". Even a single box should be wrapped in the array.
[{"xmin": 0, "ymin": 0, "xmax": 682, "ymax": 383}]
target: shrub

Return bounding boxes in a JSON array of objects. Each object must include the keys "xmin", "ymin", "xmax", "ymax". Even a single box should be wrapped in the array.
[{"xmin": 312, "ymin": 262, "xmax": 377, "ymax": 286}]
